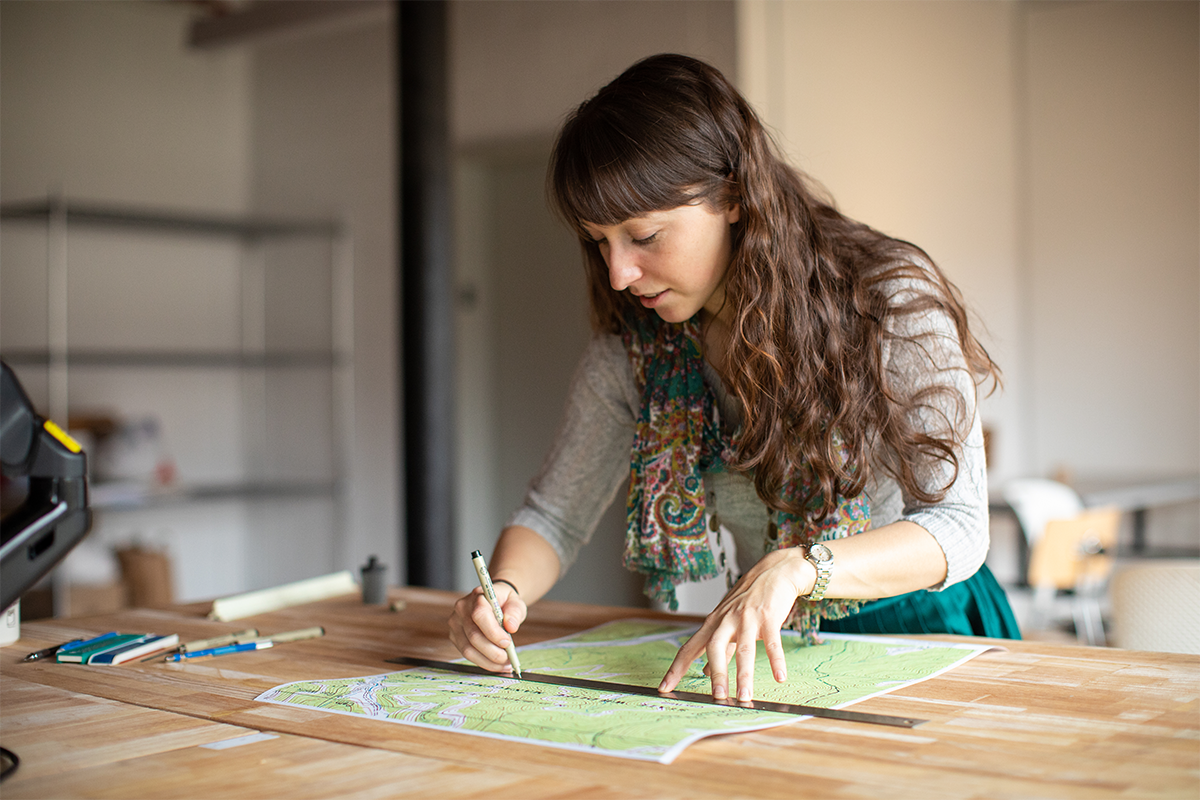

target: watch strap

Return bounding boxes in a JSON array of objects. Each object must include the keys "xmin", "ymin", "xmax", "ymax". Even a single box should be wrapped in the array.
[{"xmin": 802, "ymin": 545, "xmax": 832, "ymax": 602}]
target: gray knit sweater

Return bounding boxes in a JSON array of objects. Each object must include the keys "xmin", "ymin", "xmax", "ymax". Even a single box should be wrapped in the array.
[{"xmin": 508, "ymin": 289, "xmax": 990, "ymax": 592}]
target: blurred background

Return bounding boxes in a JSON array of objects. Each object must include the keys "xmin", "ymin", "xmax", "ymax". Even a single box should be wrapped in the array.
[{"xmin": 1, "ymin": 0, "xmax": 1196, "ymax": 648}]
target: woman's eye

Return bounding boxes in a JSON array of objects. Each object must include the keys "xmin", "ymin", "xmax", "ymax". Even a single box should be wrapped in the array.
[{"xmin": 632, "ymin": 233, "xmax": 657, "ymax": 245}]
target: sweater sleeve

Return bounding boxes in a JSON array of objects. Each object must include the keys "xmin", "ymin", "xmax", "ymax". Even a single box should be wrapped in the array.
[
  {"xmin": 873, "ymin": 284, "xmax": 991, "ymax": 590},
  {"xmin": 506, "ymin": 334, "xmax": 638, "ymax": 578}
]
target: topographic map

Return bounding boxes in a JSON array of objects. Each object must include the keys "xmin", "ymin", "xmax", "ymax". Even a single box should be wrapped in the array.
[{"xmin": 256, "ymin": 620, "xmax": 995, "ymax": 763}]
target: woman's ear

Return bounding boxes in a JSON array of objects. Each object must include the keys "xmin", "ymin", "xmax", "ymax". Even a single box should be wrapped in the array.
[{"xmin": 726, "ymin": 203, "xmax": 741, "ymax": 224}]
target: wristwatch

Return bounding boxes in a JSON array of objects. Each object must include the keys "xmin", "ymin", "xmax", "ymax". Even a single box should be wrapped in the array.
[{"xmin": 802, "ymin": 543, "xmax": 833, "ymax": 602}]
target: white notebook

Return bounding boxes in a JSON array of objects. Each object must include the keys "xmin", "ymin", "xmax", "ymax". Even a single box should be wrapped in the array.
[{"xmin": 88, "ymin": 633, "xmax": 180, "ymax": 665}]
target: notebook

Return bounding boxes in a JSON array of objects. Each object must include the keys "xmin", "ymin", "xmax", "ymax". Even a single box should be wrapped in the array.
[
  {"xmin": 88, "ymin": 633, "xmax": 179, "ymax": 664},
  {"xmin": 56, "ymin": 632, "xmax": 133, "ymax": 663},
  {"xmin": 56, "ymin": 632, "xmax": 178, "ymax": 664}
]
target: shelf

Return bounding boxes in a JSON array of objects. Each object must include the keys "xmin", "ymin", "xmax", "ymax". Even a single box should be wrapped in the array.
[
  {"xmin": 2, "ymin": 194, "xmax": 354, "ymax": 598},
  {"xmin": 89, "ymin": 480, "xmax": 340, "ymax": 511},
  {"xmin": 0, "ymin": 197, "xmax": 342, "ymax": 239},
  {"xmin": 1, "ymin": 350, "xmax": 343, "ymax": 369}
]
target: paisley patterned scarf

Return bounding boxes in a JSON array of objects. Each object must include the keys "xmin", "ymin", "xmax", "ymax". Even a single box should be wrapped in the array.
[{"xmin": 621, "ymin": 314, "xmax": 869, "ymax": 642}]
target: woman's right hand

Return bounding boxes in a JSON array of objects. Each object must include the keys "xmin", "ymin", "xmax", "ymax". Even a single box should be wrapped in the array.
[
  {"xmin": 446, "ymin": 525, "xmax": 561, "ymax": 670},
  {"xmin": 448, "ymin": 581, "xmax": 527, "ymax": 672}
]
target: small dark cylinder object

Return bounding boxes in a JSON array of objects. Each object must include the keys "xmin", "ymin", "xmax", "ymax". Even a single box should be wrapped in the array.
[{"xmin": 361, "ymin": 555, "xmax": 387, "ymax": 605}]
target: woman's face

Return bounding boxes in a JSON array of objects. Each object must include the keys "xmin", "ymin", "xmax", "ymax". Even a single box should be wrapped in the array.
[{"xmin": 583, "ymin": 200, "xmax": 741, "ymax": 324}]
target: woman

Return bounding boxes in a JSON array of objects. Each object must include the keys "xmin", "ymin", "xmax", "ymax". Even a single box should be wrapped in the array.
[{"xmin": 449, "ymin": 53, "xmax": 1019, "ymax": 702}]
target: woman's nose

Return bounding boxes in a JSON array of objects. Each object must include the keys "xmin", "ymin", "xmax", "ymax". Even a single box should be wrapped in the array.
[{"xmin": 606, "ymin": 245, "xmax": 641, "ymax": 291}]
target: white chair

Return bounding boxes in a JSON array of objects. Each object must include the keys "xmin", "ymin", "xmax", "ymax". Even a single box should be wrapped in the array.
[
  {"xmin": 1109, "ymin": 560, "xmax": 1200, "ymax": 655},
  {"xmin": 1003, "ymin": 479, "xmax": 1117, "ymax": 644},
  {"xmin": 1003, "ymin": 478, "xmax": 1085, "ymax": 548}
]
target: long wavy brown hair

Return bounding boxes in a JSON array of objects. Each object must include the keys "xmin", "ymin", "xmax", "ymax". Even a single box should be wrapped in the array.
[{"xmin": 549, "ymin": 54, "xmax": 999, "ymax": 521}]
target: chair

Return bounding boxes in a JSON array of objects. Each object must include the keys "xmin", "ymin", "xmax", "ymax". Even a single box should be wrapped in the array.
[
  {"xmin": 1109, "ymin": 560, "xmax": 1200, "ymax": 655},
  {"xmin": 1026, "ymin": 507, "xmax": 1121, "ymax": 645},
  {"xmin": 1003, "ymin": 479, "xmax": 1095, "ymax": 642},
  {"xmin": 1003, "ymin": 478, "xmax": 1085, "ymax": 548}
]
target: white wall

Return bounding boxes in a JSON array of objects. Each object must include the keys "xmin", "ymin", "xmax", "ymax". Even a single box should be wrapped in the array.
[
  {"xmin": 247, "ymin": 10, "xmax": 400, "ymax": 589},
  {"xmin": 452, "ymin": 0, "xmax": 737, "ymax": 147},
  {"xmin": 0, "ymin": 1, "xmax": 251, "ymax": 209},
  {"xmin": 1022, "ymin": 1, "xmax": 1199, "ymax": 478}
]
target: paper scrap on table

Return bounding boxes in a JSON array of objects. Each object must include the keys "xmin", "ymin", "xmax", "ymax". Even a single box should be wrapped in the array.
[
  {"xmin": 256, "ymin": 619, "xmax": 996, "ymax": 764},
  {"xmin": 200, "ymin": 732, "xmax": 279, "ymax": 750}
]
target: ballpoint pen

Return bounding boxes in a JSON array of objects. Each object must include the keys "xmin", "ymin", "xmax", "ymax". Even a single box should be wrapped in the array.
[{"xmin": 166, "ymin": 640, "xmax": 273, "ymax": 662}]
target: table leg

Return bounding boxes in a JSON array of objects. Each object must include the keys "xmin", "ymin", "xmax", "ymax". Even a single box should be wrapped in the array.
[{"xmin": 1130, "ymin": 508, "xmax": 1146, "ymax": 554}]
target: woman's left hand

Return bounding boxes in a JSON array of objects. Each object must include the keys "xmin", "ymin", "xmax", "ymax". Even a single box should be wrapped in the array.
[{"xmin": 657, "ymin": 547, "xmax": 815, "ymax": 701}]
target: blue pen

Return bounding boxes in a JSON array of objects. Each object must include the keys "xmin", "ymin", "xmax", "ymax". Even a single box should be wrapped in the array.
[
  {"xmin": 55, "ymin": 632, "xmax": 118, "ymax": 654},
  {"xmin": 167, "ymin": 640, "xmax": 273, "ymax": 662}
]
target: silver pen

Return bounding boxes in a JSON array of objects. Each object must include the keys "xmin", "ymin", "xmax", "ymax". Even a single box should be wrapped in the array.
[{"xmin": 470, "ymin": 550, "xmax": 522, "ymax": 678}]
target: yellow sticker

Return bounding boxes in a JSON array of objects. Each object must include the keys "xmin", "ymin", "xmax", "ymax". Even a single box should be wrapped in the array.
[{"xmin": 43, "ymin": 420, "xmax": 83, "ymax": 453}]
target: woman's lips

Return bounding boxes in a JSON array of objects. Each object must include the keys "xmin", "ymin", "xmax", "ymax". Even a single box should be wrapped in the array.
[{"xmin": 638, "ymin": 290, "xmax": 667, "ymax": 308}]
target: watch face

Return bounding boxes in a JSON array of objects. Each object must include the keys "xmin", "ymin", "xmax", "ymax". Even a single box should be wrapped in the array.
[{"xmin": 809, "ymin": 543, "xmax": 833, "ymax": 562}]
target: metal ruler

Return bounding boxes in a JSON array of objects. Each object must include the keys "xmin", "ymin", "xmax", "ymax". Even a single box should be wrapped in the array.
[{"xmin": 386, "ymin": 655, "xmax": 926, "ymax": 728}]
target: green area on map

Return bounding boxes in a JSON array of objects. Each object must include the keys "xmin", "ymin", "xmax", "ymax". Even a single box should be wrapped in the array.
[{"xmin": 257, "ymin": 620, "xmax": 984, "ymax": 762}]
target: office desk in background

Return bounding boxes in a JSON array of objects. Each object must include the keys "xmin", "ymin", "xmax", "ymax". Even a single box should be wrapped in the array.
[
  {"xmin": 1076, "ymin": 474, "xmax": 1200, "ymax": 553},
  {"xmin": 1, "ymin": 588, "xmax": 1198, "ymax": 799}
]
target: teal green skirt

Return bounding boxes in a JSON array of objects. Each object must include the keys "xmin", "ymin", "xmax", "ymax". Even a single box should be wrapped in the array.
[{"xmin": 820, "ymin": 564, "xmax": 1021, "ymax": 639}]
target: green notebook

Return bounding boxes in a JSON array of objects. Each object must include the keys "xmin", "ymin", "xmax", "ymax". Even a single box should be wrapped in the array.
[{"xmin": 57, "ymin": 633, "xmax": 147, "ymax": 663}]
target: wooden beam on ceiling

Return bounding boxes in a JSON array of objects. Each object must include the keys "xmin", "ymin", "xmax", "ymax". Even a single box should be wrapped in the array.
[{"xmin": 188, "ymin": 0, "xmax": 389, "ymax": 49}]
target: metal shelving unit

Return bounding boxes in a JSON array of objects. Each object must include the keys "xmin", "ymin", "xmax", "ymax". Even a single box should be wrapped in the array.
[{"xmin": 0, "ymin": 195, "xmax": 354, "ymax": 531}]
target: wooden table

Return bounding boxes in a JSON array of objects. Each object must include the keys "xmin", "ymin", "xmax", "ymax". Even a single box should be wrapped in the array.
[{"xmin": 1, "ymin": 587, "xmax": 1197, "ymax": 799}]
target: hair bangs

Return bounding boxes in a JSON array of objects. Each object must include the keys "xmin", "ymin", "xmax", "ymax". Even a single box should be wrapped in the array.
[{"xmin": 551, "ymin": 103, "xmax": 713, "ymax": 239}]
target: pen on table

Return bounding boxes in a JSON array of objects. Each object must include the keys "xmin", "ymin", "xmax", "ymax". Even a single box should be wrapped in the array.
[
  {"xmin": 179, "ymin": 628, "xmax": 260, "ymax": 653},
  {"xmin": 470, "ymin": 549, "xmax": 522, "ymax": 678},
  {"xmin": 250, "ymin": 626, "xmax": 324, "ymax": 645},
  {"xmin": 166, "ymin": 640, "xmax": 273, "ymax": 662},
  {"xmin": 22, "ymin": 638, "xmax": 85, "ymax": 663},
  {"xmin": 210, "ymin": 626, "xmax": 325, "ymax": 651}
]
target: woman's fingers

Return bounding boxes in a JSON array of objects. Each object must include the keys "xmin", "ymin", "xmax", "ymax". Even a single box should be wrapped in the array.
[
  {"xmin": 763, "ymin": 630, "xmax": 788, "ymax": 684},
  {"xmin": 698, "ymin": 625, "xmax": 735, "ymax": 700},
  {"xmin": 448, "ymin": 587, "xmax": 524, "ymax": 671},
  {"xmin": 453, "ymin": 636, "xmax": 510, "ymax": 672},
  {"xmin": 658, "ymin": 624, "xmax": 713, "ymax": 692},
  {"xmin": 659, "ymin": 645, "xmax": 697, "ymax": 693},
  {"xmin": 733, "ymin": 628, "xmax": 758, "ymax": 701},
  {"xmin": 669, "ymin": 619, "xmax": 739, "ymax": 700},
  {"xmin": 500, "ymin": 592, "xmax": 527, "ymax": 634},
  {"xmin": 706, "ymin": 647, "xmax": 729, "ymax": 699},
  {"xmin": 661, "ymin": 551, "xmax": 808, "ymax": 699}
]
